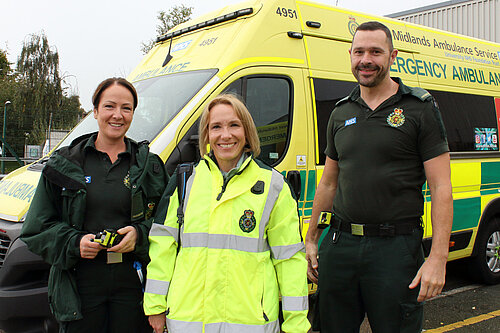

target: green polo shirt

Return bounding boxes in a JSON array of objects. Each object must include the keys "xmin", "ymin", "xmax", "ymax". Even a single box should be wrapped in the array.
[
  {"xmin": 82, "ymin": 135, "xmax": 132, "ymax": 233},
  {"xmin": 325, "ymin": 78, "xmax": 449, "ymax": 224}
]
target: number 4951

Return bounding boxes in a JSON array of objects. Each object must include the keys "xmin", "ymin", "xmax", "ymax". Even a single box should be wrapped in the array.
[{"xmin": 276, "ymin": 7, "xmax": 298, "ymax": 19}]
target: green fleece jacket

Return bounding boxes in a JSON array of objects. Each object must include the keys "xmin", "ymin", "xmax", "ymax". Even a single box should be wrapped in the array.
[{"xmin": 21, "ymin": 132, "xmax": 168, "ymax": 322}]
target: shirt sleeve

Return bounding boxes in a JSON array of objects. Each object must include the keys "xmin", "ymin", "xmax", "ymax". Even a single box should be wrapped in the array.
[
  {"xmin": 324, "ymin": 108, "xmax": 339, "ymax": 161},
  {"xmin": 418, "ymin": 97, "xmax": 450, "ymax": 161}
]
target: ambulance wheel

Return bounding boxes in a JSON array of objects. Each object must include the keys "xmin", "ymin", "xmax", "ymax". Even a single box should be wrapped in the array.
[
  {"xmin": 43, "ymin": 316, "xmax": 59, "ymax": 333},
  {"xmin": 470, "ymin": 219, "xmax": 500, "ymax": 284}
]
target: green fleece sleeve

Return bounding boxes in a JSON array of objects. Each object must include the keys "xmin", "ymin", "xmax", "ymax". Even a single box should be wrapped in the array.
[
  {"xmin": 132, "ymin": 153, "xmax": 169, "ymax": 263},
  {"xmin": 21, "ymin": 175, "xmax": 82, "ymax": 270}
]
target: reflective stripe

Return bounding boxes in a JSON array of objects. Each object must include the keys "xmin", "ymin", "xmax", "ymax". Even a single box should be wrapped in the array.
[
  {"xmin": 282, "ymin": 295, "xmax": 309, "ymax": 312},
  {"xmin": 144, "ymin": 279, "xmax": 170, "ymax": 295},
  {"xmin": 182, "ymin": 233, "xmax": 270, "ymax": 253},
  {"xmin": 183, "ymin": 168, "xmax": 196, "ymax": 215},
  {"xmin": 166, "ymin": 319, "xmax": 279, "ymax": 333},
  {"xmin": 166, "ymin": 318, "xmax": 203, "ymax": 332},
  {"xmin": 270, "ymin": 242, "xmax": 305, "ymax": 260},
  {"xmin": 149, "ymin": 223, "xmax": 178, "ymax": 243},
  {"xmin": 179, "ymin": 164, "xmax": 284, "ymax": 255},
  {"xmin": 259, "ymin": 169, "xmax": 284, "ymax": 239},
  {"xmin": 205, "ymin": 320, "xmax": 280, "ymax": 333}
]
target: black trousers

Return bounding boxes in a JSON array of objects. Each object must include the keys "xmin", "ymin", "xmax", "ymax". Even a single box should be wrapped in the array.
[
  {"xmin": 318, "ymin": 225, "xmax": 425, "ymax": 333},
  {"xmin": 60, "ymin": 259, "xmax": 151, "ymax": 333}
]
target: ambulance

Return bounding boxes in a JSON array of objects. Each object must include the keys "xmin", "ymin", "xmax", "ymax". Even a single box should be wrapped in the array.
[{"xmin": 1, "ymin": 0, "xmax": 500, "ymax": 331}]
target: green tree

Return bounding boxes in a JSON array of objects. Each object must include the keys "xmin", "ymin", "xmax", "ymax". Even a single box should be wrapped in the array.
[
  {"xmin": 16, "ymin": 32, "xmax": 63, "ymax": 145},
  {"xmin": 0, "ymin": 49, "xmax": 12, "ymax": 80},
  {"xmin": 141, "ymin": 4, "xmax": 193, "ymax": 54},
  {"xmin": 0, "ymin": 48, "xmax": 19, "ymax": 160},
  {"xmin": 0, "ymin": 32, "xmax": 84, "ymax": 159},
  {"xmin": 14, "ymin": 32, "xmax": 82, "ymax": 149}
]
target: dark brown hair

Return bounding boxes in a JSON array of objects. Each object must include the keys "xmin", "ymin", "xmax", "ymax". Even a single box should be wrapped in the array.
[
  {"xmin": 92, "ymin": 77, "xmax": 138, "ymax": 110},
  {"xmin": 354, "ymin": 21, "xmax": 394, "ymax": 51}
]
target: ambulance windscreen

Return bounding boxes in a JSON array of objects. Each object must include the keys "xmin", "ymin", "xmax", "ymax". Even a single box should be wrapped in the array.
[{"xmin": 57, "ymin": 69, "xmax": 217, "ymax": 148}]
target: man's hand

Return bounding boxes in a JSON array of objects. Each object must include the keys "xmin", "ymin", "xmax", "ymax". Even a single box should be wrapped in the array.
[
  {"xmin": 305, "ymin": 158, "xmax": 339, "ymax": 285},
  {"xmin": 306, "ymin": 239, "xmax": 319, "ymax": 284},
  {"xmin": 412, "ymin": 153, "xmax": 452, "ymax": 302},
  {"xmin": 108, "ymin": 226, "xmax": 137, "ymax": 253},
  {"xmin": 80, "ymin": 233, "xmax": 103, "ymax": 259},
  {"xmin": 409, "ymin": 256, "xmax": 447, "ymax": 302}
]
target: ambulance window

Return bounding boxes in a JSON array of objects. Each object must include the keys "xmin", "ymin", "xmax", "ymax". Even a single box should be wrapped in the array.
[
  {"xmin": 224, "ymin": 79, "xmax": 242, "ymax": 96},
  {"xmin": 223, "ymin": 76, "xmax": 292, "ymax": 166},
  {"xmin": 428, "ymin": 90, "xmax": 498, "ymax": 152},
  {"xmin": 313, "ymin": 78, "xmax": 357, "ymax": 165}
]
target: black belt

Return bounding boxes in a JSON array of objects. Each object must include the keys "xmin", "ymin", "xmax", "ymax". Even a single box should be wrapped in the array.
[
  {"xmin": 331, "ymin": 216, "xmax": 421, "ymax": 237},
  {"xmin": 84, "ymin": 251, "xmax": 136, "ymax": 263}
]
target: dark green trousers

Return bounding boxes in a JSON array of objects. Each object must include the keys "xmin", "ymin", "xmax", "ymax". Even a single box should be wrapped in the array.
[
  {"xmin": 318, "ymin": 225, "xmax": 424, "ymax": 333},
  {"xmin": 60, "ymin": 259, "xmax": 151, "ymax": 333}
]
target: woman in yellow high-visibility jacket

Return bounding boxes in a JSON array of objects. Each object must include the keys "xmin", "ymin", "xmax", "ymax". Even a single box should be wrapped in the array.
[{"xmin": 144, "ymin": 94, "xmax": 310, "ymax": 333}]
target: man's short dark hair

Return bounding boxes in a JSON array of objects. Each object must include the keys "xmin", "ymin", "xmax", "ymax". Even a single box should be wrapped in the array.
[{"xmin": 354, "ymin": 21, "xmax": 393, "ymax": 50}]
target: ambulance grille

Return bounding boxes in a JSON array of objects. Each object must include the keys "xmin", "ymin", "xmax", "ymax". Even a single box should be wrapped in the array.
[{"xmin": 0, "ymin": 233, "xmax": 11, "ymax": 268}]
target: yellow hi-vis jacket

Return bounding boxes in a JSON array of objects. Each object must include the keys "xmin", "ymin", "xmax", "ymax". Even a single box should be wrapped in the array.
[{"xmin": 144, "ymin": 155, "xmax": 310, "ymax": 333}]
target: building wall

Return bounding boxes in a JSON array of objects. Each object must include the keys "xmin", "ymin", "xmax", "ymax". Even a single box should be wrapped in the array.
[{"xmin": 388, "ymin": 0, "xmax": 499, "ymax": 43}]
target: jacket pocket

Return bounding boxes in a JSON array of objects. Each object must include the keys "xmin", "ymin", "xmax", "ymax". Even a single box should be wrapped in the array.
[
  {"xmin": 60, "ymin": 188, "xmax": 85, "ymax": 228},
  {"xmin": 261, "ymin": 272, "xmax": 268, "ymax": 322},
  {"xmin": 131, "ymin": 190, "xmax": 145, "ymax": 221},
  {"xmin": 60, "ymin": 188, "xmax": 77, "ymax": 223},
  {"xmin": 48, "ymin": 266, "xmax": 82, "ymax": 322}
]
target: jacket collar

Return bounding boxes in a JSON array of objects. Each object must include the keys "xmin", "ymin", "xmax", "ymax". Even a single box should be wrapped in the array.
[
  {"xmin": 43, "ymin": 133, "xmax": 148, "ymax": 190},
  {"xmin": 204, "ymin": 152, "xmax": 253, "ymax": 177}
]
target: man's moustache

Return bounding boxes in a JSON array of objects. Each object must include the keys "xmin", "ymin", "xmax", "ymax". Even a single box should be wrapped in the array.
[{"xmin": 357, "ymin": 65, "xmax": 379, "ymax": 71}]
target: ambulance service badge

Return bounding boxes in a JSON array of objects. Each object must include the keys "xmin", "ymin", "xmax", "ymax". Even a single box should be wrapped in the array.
[
  {"xmin": 348, "ymin": 17, "xmax": 359, "ymax": 37},
  {"xmin": 387, "ymin": 108, "xmax": 405, "ymax": 127},
  {"xmin": 146, "ymin": 202, "xmax": 156, "ymax": 219},
  {"xmin": 123, "ymin": 171, "xmax": 131, "ymax": 189},
  {"xmin": 239, "ymin": 210, "xmax": 256, "ymax": 233}
]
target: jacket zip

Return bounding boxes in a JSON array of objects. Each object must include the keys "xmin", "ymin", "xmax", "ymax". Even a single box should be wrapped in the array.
[
  {"xmin": 216, "ymin": 179, "xmax": 229, "ymax": 201},
  {"xmin": 215, "ymin": 157, "xmax": 252, "ymax": 201}
]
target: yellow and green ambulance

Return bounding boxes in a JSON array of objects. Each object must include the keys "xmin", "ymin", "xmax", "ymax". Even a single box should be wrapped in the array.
[{"xmin": 1, "ymin": 0, "xmax": 499, "ymax": 330}]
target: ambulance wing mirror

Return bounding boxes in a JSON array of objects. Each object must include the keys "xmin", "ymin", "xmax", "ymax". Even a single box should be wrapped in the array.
[{"xmin": 286, "ymin": 170, "xmax": 301, "ymax": 200}]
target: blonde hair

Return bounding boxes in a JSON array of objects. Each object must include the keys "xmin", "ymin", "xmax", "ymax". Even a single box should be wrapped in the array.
[{"xmin": 198, "ymin": 94, "xmax": 260, "ymax": 157}]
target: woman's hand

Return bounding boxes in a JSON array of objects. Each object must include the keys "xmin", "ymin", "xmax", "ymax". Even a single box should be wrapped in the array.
[
  {"xmin": 79, "ymin": 234, "xmax": 103, "ymax": 259},
  {"xmin": 107, "ymin": 226, "xmax": 137, "ymax": 253},
  {"xmin": 148, "ymin": 313, "xmax": 167, "ymax": 333}
]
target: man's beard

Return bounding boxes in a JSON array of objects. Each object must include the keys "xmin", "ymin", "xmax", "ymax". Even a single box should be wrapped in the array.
[{"xmin": 353, "ymin": 63, "xmax": 388, "ymax": 88}]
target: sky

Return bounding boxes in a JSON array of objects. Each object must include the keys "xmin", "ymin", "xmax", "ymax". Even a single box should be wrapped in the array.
[{"xmin": 1, "ymin": 0, "xmax": 444, "ymax": 111}]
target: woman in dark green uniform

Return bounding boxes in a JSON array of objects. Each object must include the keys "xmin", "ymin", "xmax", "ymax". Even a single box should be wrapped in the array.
[{"xmin": 21, "ymin": 77, "xmax": 168, "ymax": 332}]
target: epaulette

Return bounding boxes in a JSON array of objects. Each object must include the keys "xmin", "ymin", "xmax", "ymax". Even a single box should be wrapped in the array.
[
  {"xmin": 408, "ymin": 86, "xmax": 432, "ymax": 102},
  {"xmin": 335, "ymin": 95, "xmax": 350, "ymax": 107}
]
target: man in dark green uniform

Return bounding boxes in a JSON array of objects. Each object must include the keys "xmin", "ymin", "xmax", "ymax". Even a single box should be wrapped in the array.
[{"xmin": 305, "ymin": 21, "xmax": 453, "ymax": 332}]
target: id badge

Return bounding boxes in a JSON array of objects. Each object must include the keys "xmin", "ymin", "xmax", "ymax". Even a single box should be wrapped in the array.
[{"xmin": 107, "ymin": 252, "xmax": 122, "ymax": 264}]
